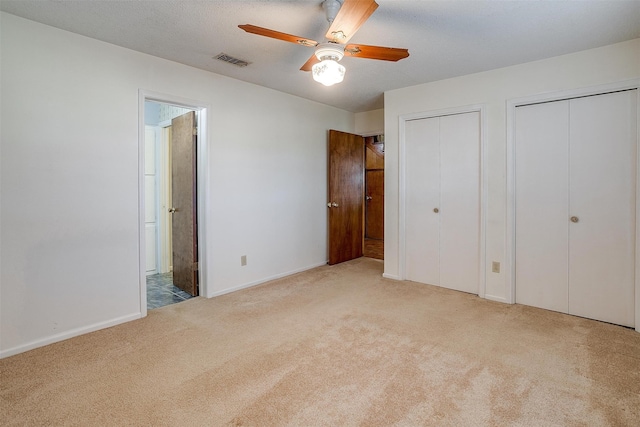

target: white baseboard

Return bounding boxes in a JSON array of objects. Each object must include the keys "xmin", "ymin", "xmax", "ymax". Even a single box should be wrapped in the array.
[
  {"xmin": 0, "ymin": 312, "xmax": 143, "ymax": 359},
  {"xmin": 484, "ymin": 294, "xmax": 509, "ymax": 304},
  {"xmin": 382, "ymin": 273, "xmax": 402, "ymax": 280},
  {"xmin": 206, "ymin": 262, "xmax": 327, "ymax": 298}
]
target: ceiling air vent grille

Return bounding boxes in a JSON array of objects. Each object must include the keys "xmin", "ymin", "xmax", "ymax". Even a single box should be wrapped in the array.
[{"xmin": 214, "ymin": 53, "xmax": 250, "ymax": 67}]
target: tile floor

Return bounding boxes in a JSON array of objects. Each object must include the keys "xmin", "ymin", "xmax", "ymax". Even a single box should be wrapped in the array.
[{"xmin": 146, "ymin": 272, "xmax": 194, "ymax": 309}]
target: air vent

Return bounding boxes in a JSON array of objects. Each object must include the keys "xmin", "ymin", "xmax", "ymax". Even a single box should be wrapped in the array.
[{"xmin": 214, "ymin": 53, "xmax": 250, "ymax": 67}]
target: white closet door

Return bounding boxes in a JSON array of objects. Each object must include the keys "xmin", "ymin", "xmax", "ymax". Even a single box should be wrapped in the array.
[
  {"xmin": 515, "ymin": 101, "xmax": 570, "ymax": 313},
  {"xmin": 440, "ymin": 112, "xmax": 480, "ymax": 293},
  {"xmin": 515, "ymin": 89, "xmax": 636, "ymax": 327},
  {"xmin": 405, "ymin": 112, "xmax": 480, "ymax": 294},
  {"xmin": 569, "ymin": 90, "xmax": 637, "ymax": 327},
  {"xmin": 405, "ymin": 117, "xmax": 440, "ymax": 285}
]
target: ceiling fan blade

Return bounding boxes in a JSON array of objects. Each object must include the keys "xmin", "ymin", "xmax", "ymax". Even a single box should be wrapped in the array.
[
  {"xmin": 238, "ymin": 24, "xmax": 318, "ymax": 47},
  {"xmin": 325, "ymin": 0, "xmax": 378, "ymax": 44},
  {"xmin": 344, "ymin": 44, "xmax": 409, "ymax": 61},
  {"xmin": 300, "ymin": 54, "xmax": 320, "ymax": 72}
]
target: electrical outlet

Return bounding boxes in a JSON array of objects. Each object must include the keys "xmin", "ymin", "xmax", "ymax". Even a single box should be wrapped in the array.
[
  {"xmin": 241, "ymin": 255, "xmax": 247, "ymax": 266},
  {"xmin": 492, "ymin": 261, "xmax": 500, "ymax": 273}
]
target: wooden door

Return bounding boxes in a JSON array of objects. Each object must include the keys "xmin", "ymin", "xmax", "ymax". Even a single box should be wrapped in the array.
[
  {"xmin": 170, "ymin": 111, "xmax": 198, "ymax": 296},
  {"xmin": 328, "ymin": 130, "xmax": 364, "ymax": 265},
  {"xmin": 365, "ymin": 170, "xmax": 384, "ymax": 239}
]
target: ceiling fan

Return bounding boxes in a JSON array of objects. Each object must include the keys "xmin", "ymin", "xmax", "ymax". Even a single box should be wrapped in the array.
[{"xmin": 239, "ymin": 0, "xmax": 409, "ymax": 86}]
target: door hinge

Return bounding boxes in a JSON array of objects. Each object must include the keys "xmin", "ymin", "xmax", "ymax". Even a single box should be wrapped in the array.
[
  {"xmin": 193, "ymin": 127, "xmax": 198, "ymax": 136},
  {"xmin": 192, "ymin": 262, "xmax": 199, "ymax": 271}
]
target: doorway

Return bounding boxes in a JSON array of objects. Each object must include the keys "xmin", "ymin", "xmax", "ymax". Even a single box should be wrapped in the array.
[
  {"xmin": 140, "ymin": 93, "xmax": 209, "ymax": 312},
  {"xmin": 326, "ymin": 130, "xmax": 385, "ymax": 265},
  {"xmin": 364, "ymin": 135, "xmax": 384, "ymax": 260}
]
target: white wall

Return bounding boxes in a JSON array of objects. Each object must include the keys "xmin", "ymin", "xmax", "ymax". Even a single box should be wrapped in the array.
[
  {"xmin": 355, "ymin": 109, "xmax": 384, "ymax": 135},
  {"xmin": 384, "ymin": 38, "xmax": 640, "ymax": 301},
  {"xmin": 0, "ymin": 13, "xmax": 354, "ymax": 357}
]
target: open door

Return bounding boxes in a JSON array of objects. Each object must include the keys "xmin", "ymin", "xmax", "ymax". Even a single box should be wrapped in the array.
[
  {"xmin": 170, "ymin": 111, "xmax": 198, "ymax": 296},
  {"xmin": 365, "ymin": 170, "xmax": 384, "ymax": 239},
  {"xmin": 327, "ymin": 130, "xmax": 364, "ymax": 265}
]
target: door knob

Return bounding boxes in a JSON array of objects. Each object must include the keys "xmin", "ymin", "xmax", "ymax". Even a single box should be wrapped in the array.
[
  {"xmin": 332, "ymin": 202, "xmax": 339, "ymax": 208},
  {"xmin": 169, "ymin": 207, "xmax": 177, "ymax": 213},
  {"xmin": 433, "ymin": 208, "xmax": 439, "ymax": 213},
  {"xmin": 570, "ymin": 216, "xmax": 579, "ymax": 223},
  {"xmin": 366, "ymin": 196, "xmax": 373, "ymax": 201}
]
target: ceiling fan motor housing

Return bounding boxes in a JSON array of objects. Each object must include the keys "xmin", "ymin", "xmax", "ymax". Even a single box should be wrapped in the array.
[
  {"xmin": 314, "ymin": 42, "xmax": 345, "ymax": 61},
  {"xmin": 322, "ymin": 0, "xmax": 342, "ymax": 23}
]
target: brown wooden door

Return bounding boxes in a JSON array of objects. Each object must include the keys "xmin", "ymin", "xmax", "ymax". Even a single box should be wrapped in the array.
[
  {"xmin": 365, "ymin": 170, "xmax": 384, "ymax": 239},
  {"xmin": 328, "ymin": 130, "xmax": 364, "ymax": 265},
  {"xmin": 170, "ymin": 111, "xmax": 198, "ymax": 296}
]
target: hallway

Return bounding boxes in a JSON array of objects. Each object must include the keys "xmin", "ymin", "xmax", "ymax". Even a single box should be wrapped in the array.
[{"xmin": 146, "ymin": 273, "xmax": 194, "ymax": 309}]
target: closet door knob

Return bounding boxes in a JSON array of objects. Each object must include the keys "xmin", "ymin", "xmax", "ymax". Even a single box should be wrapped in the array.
[
  {"xmin": 570, "ymin": 216, "xmax": 579, "ymax": 223},
  {"xmin": 433, "ymin": 208, "xmax": 439, "ymax": 213}
]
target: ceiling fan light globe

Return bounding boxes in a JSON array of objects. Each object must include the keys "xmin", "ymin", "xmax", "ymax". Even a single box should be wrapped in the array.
[{"xmin": 312, "ymin": 59, "xmax": 345, "ymax": 86}]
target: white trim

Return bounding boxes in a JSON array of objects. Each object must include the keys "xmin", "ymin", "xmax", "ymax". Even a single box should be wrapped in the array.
[
  {"xmin": 0, "ymin": 313, "xmax": 142, "ymax": 359},
  {"xmin": 636, "ymin": 86, "xmax": 640, "ymax": 333},
  {"xmin": 398, "ymin": 114, "xmax": 407, "ymax": 280},
  {"xmin": 207, "ymin": 262, "xmax": 326, "ymax": 298},
  {"xmin": 484, "ymin": 294, "xmax": 508, "ymax": 304},
  {"xmin": 398, "ymin": 104, "xmax": 487, "ymax": 298},
  {"xmin": 505, "ymin": 79, "xmax": 640, "ymax": 332},
  {"xmin": 382, "ymin": 273, "xmax": 402, "ymax": 280},
  {"xmin": 360, "ymin": 130, "xmax": 385, "ymax": 137},
  {"xmin": 138, "ymin": 90, "xmax": 212, "ymax": 313},
  {"xmin": 138, "ymin": 93, "xmax": 147, "ymax": 315}
]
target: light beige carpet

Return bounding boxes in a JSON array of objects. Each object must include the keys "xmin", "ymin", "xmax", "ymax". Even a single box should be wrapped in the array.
[{"xmin": 1, "ymin": 258, "xmax": 639, "ymax": 426}]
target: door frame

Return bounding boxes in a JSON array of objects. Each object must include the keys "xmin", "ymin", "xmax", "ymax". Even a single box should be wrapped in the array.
[
  {"xmin": 364, "ymin": 134, "xmax": 385, "ymax": 241},
  {"xmin": 398, "ymin": 104, "xmax": 487, "ymax": 298},
  {"xmin": 138, "ymin": 90, "xmax": 210, "ymax": 316},
  {"xmin": 505, "ymin": 79, "xmax": 640, "ymax": 332}
]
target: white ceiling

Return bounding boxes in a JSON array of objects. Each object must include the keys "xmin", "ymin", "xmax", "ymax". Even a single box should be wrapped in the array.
[{"xmin": 2, "ymin": 0, "xmax": 639, "ymax": 112}]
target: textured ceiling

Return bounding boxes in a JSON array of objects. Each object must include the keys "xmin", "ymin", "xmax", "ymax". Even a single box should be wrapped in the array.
[{"xmin": 2, "ymin": 0, "xmax": 639, "ymax": 112}]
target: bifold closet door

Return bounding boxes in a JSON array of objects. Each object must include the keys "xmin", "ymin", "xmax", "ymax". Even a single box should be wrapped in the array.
[
  {"xmin": 568, "ymin": 91, "xmax": 636, "ymax": 326},
  {"xmin": 515, "ymin": 90, "xmax": 636, "ymax": 327},
  {"xmin": 439, "ymin": 113, "xmax": 480, "ymax": 293},
  {"xmin": 405, "ymin": 112, "xmax": 480, "ymax": 294},
  {"xmin": 405, "ymin": 117, "xmax": 440, "ymax": 286},
  {"xmin": 515, "ymin": 100, "xmax": 570, "ymax": 313}
]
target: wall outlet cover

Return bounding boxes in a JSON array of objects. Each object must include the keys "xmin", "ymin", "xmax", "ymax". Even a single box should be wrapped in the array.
[{"xmin": 492, "ymin": 261, "xmax": 500, "ymax": 273}]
